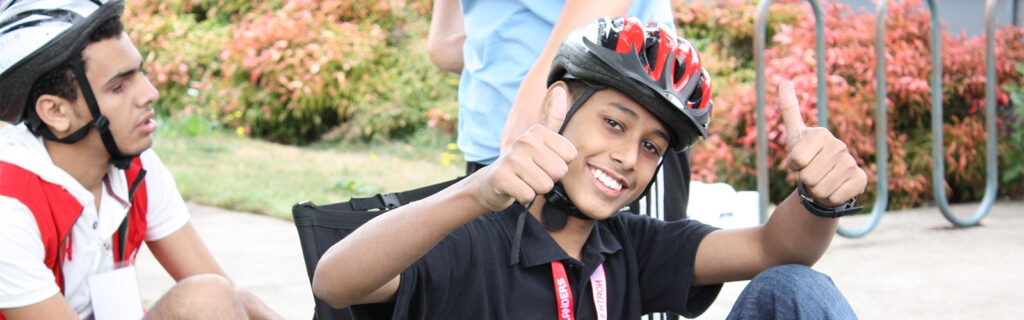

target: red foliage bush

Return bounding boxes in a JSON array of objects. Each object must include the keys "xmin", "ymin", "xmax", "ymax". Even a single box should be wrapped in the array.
[{"xmin": 681, "ymin": 0, "xmax": 1024, "ymax": 209}]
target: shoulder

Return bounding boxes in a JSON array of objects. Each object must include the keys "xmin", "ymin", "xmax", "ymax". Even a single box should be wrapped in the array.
[
  {"xmin": 138, "ymin": 149, "xmax": 170, "ymax": 173},
  {"xmin": 134, "ymin": 150, "xmax": 190, "ymax": 241},
  {"xmin": 0, "ymin": 196, "xmax": 42, "ymax": 243},
  {"xmin": 135, "ymin": 149, "xmax": 179, "ymax": 197},
  {"xmin": 602, "ymin": 211, "xmax": 718, "ymax": 248},
  {"xmin": 0, "ymin": 196, "xmax": 58, "ymax": 309},
  {"xmin": 408, "ymin": 207, "xmax": 519, "ymax": 273}
]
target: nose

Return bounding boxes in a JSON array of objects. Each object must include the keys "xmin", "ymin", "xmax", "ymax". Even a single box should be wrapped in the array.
[
  {"xmin": 137, "ymin": 75, "xmax": 160, "ymax": 107},
  {"xmin": 609, "ymin": 137, "xmax": 639, "ymax": 171}
]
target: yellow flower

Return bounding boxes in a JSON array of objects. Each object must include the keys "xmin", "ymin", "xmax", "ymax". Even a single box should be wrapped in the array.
[
  {"xmin": 440, "ymin": 152, "xmax": 459, "ymax": 167},
  {"xmin": 446, "ymin": 143, "xmax": 457, "ymax": 150},
  {"xmin": 236, "ymin": 127, "xmax": 245, "ymax": 137},
  {"xmin": 369, "ymin": 154, "xmax": 379, "ymax": 162},
  {"xmin": 234, "ymin": 110, "xmax": 243, "ymax": 118}
]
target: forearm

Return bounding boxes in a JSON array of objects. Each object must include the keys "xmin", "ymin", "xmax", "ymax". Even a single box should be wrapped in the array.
[
  {"xmin": 760, "ymin": 191, "xmax": 838, "ymax": 266},
  {"xmin": 428, "ymin": 0, "xmax": 465, "ymax": 73},
  {"xmin": 501, "ymin": 0, "xmax": 632, "ymax": 150},
  {"xmin": 311, "ymin": 177, "xmax": 487, "ymax": 308}
]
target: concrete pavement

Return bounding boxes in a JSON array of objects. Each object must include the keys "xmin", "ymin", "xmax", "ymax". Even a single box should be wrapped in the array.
[{"xmin": 137, "ymin": 200, "xmax": 1024, "ymax": 319}]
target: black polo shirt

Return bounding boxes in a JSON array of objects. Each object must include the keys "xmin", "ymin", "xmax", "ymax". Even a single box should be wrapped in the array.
[{"xmin": 351, "ymin": 204, "xmax": 721, "ymax": 319}]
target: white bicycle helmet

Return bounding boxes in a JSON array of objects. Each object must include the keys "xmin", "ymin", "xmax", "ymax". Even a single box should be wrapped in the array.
[{"xmin": 0, "ymin": 0, "xmax": 137, "ymax": 169}]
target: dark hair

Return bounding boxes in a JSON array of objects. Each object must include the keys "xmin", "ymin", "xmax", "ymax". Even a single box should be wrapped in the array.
[
  {"xmin": 24, "ymin": 17, "xmax": 124, "ymax": 127},
  {"xmin": 561, "ymin": 79, "xmax": 594, "ymax": 104}
]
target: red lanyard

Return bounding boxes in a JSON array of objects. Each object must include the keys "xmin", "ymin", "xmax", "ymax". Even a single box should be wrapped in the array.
[{"xmin": 550, "ymin": 261, "xmax": 608, "ymax": 320}]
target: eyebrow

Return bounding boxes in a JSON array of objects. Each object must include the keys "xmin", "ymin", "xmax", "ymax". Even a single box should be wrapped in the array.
[
  {"xmin": 609, "ymin": 102, "xmax": 670, "ymax": 143},
  {"xmin": 104, "ymin": 61, "xmax": 143, "ymax": 88}
]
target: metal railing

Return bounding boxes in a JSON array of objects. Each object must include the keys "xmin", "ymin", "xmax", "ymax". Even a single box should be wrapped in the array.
[
  {"xmin": 928, "ymin": 0, "xmax": 999, "ymax": 227},
  {"xmin": 752, "ymin": 0, "xmax": 1002, "ymax": 236}
]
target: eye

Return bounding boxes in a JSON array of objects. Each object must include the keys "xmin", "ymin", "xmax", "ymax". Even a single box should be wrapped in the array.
[
  {"xmin": 111, "ymin": 83, "xmax": 124, "ymax": 94},
  {"xmin": 641, "ymin": 140, "xmax": 662, "ymax": 156},
  {"xmin": 604, "ymin": 118, "xmax": 623, "ymax": 131}
]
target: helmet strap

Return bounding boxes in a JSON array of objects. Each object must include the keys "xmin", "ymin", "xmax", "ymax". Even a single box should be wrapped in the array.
[
  {"xmin": 541, "ymin": 183, "xmax": 593, "ymax": 231},
  {"xmin": 640, "ymin": 159, "xmax": 665, "ymax": 196},
  {"xmin": 538, "ymin": 86, "xmax": 598, "ymax": 231},
  {"xmin": 555, "ymin": 87, "xmax": 596, "ymax": 135},
  {"xmin": 508, "ymin": 86, "xmax": 602, "ymax": 264},
  {"xmin": 36, "ymin": 55, "xmax": 135, "ymax": 170}
]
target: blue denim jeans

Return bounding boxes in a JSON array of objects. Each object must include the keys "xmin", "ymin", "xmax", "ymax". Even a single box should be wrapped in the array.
[{"xmin": 726, "ymin": 264, "xmax": 857, "ymax": 320}]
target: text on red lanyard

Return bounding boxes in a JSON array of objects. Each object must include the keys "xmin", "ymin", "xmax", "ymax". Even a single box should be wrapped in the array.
[{"xmin": 550, "ymin": 261, "xmax": 608, "ymax": 320}]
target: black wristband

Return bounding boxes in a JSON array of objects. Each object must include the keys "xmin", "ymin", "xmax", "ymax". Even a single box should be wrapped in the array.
[{"xmin": 796, "ymin": 181, "xmax": 863, "ymax": 218}]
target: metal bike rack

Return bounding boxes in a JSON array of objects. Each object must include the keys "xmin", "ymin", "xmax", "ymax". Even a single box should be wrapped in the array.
[
  {"xmin": 754, "ymin": 0, "xmax": 827, "ymax": 224},
  {"xmin": 1014, "ymin": 0, "xmax": 1021, "ymax": 27},
  {"xmin": 754, "ymin": 0, "xmax": 1003, "ymax": 234},
  {"xmin": 927, "ymin": 0, "xmax": 999, "ymax": 227},
  {"xmin": 836, "ymin": 0, "xmax": 890, "ymax": 238}
]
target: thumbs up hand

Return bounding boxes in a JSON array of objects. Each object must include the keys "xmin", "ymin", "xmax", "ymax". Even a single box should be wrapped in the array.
[
  {"xmin": 472, "ymin": 85, "xmax": 578, "ymax": 212},
  {"xmin": 778, "ymin": 81, "xmax": 868, "ymax": 207}
]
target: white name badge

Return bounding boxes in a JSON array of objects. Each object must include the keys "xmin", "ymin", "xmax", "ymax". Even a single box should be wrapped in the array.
[{"xmin": 87, "ymin": 266, "xmax": 145, "ymax": 320}]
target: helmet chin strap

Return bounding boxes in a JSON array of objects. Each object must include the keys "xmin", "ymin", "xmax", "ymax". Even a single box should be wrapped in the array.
[
  {"xmin": 35, "ymin": 54, "xmax": 137, "ymax": 170},
  {"xmin": 508, "ymin": 85, "xmax": 661, "ymax": 264},
  {"xmin": 540, "ymin": 86, "xmax": 597, "ymax": 231}
]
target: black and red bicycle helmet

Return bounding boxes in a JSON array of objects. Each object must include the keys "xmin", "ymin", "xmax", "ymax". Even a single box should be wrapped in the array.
[{"xmin": 548, "ymin": 16, "xmax": 712, "ymax": 151}]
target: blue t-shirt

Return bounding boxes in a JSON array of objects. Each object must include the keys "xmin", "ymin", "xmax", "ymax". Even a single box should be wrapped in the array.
[{"xmin": 457, "ymin": 0, "xmax": 676, "ymax": 164}]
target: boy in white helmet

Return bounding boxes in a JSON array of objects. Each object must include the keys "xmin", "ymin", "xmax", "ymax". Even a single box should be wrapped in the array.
[{"xmin": 0, "ymin": 0, "xmax": 280, "ymax": 319}]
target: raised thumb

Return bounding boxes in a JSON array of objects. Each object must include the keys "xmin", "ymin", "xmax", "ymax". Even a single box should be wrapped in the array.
[
  {"xmin": 542, "ymin": 85, "xmax": 569, "ymax": 132},
  {"xmin": 778, "ymin": 81, "xmax": 807, "ymax": 145}
]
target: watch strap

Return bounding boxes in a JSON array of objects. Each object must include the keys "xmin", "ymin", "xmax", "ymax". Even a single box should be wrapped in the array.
[{"xmin": 796, "ymin": 181, "xmax": 863, "ymax": 218}]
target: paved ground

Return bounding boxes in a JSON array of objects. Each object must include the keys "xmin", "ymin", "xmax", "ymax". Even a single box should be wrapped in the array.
[{"xmin": 137, "ymin": 200, "xmax": 1024, "ymax": 319}]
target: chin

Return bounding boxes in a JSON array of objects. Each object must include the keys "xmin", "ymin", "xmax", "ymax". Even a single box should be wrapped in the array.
[
  {"xmin": 121, "ymin": 139, "xmax": 153, "ymax": 156},
  {"xmin": 568, "ymin": 192, "xmax": 632, "ymax": 221}
]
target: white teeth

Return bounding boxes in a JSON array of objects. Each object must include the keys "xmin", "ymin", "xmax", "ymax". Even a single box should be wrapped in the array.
[{"xmin": 590, "ymin": 167, "xmax": 622, "ymax": 191}]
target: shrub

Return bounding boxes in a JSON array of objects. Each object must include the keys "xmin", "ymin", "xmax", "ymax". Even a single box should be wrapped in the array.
[
  {"xmin": 1001, "ymin": 64, "xmax": 1024, "ymax": 198},
  {"xmin": 125, "ymin": 1, "xmax": 228, "ymax": 122},
  {"xmin": 125, "ymin": 0, "xmax": 458, "ymax": 145},
  {"xmin": 218, "ymin": 0, "xmax": 386, "ymax": 143},
  {"xmin": 675, "ymin": 0, "xmax": 803, "ymax": 77},
  {"xmin": 682, "ymin": 0, "xmax": 1024, "ymax": 209}
]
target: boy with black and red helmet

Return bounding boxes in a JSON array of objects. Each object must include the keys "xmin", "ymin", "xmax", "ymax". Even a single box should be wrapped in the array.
[{"xmin": 314, "ymin": 17, "xmax": 865, "ymax": 319}]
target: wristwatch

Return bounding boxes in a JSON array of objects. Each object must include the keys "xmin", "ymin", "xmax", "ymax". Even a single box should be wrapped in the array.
[{"xmin": 796, "ymin": 181, "xmax": 863, "ymax": 218}]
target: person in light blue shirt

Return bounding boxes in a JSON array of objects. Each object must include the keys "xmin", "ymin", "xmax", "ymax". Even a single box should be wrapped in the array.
[{"xmin": 431, "ymin": 0, "xmax": 675, "ymax": 166}]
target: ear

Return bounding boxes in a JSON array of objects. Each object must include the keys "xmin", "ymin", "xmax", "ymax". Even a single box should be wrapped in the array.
[{"xmin": 34, "ymin": 94, "xmax": 76, "ymax": 133}]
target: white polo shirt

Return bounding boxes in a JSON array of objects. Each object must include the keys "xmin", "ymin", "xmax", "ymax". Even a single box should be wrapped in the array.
[{"xmin": 0, "ymin": 124, "xmax": 190, "ymax": 318}]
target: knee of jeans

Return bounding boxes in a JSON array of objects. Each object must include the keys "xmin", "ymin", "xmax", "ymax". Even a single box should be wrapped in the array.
[{"xmin": 748, "ymin": 264, "xmax": 835, "ymax": 297}]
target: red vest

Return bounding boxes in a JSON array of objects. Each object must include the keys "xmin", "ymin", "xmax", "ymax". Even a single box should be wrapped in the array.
[{"xmin": 0, "ymin": 158, "xmax": 148, "ymax": 305}]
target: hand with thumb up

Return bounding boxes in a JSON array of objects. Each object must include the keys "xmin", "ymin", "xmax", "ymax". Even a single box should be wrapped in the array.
[
  {"xmin": 778, "ymin": 81, "xmax": 868, "ymax": 208},
  {"xmin": 471, "ymin": 84, "xmax": 578, "ymax": 212}
]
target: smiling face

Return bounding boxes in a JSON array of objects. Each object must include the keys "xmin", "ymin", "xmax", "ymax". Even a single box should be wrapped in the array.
[
  {"xmin": 69, "ymin": 32, "xmax": 159, "ymax": 156},
  {"xmin": 558, "ymin": 86, "xmax": 669, "ymax": 220}
]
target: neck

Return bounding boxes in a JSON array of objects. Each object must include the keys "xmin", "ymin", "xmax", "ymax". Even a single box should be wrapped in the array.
[
  {"xmin": 44, "ymin": 135, "xmax": 110, "ymax": 193},
  {"xmin": 529, "ymin": 197, "xmax": 595, "ymax": 261}
]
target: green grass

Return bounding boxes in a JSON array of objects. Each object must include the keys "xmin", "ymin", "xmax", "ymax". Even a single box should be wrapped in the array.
[{"xmin": 151, "ymin": 116, "xmax": 464, "ymax": 219}]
